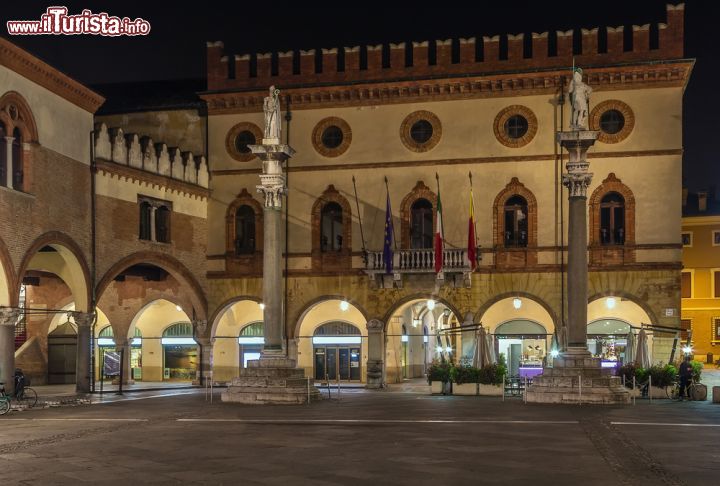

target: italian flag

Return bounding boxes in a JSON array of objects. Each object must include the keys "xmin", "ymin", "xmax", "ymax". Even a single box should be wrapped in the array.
[{"xmin": 434, "ymin": 187, "xmax": 444, "ymax": 273}]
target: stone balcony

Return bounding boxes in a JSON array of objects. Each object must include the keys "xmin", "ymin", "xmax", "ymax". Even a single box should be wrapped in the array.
[{"xmin": 365, "ymin": 248, "xmax": 474, "ymax": 288}]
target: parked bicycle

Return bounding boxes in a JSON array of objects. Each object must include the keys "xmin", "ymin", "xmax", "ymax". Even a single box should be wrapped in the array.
[
  {"xmin": 0, "ymin": 370, "xmax": 38, "ymax": 415},
  {"xmin": 667, "ymin": 378, "xmax": 706, "ymax": 401}
]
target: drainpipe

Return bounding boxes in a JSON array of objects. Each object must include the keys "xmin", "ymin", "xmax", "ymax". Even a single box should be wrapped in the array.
[
  {"xmin": 284, "ymin": 95, "xmax": 292, "ymax": 352},
  {"xmin": 89, "ymin": 129, "xmax": 98, "ymax": 392}
]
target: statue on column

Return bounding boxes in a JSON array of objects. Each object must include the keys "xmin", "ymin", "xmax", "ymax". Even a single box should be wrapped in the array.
[
  {"xmin": 263, "ymin": 85, "xmax": 281, "ymax": 141},
  {"xmin": 568, "ymin": 67, "xmax": 592, "ymax": 130}
]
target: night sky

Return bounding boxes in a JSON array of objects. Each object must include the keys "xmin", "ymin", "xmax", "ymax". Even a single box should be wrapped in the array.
[{"xmin": 2, "ymin": 0, "xmax": 717, "ymax": 190}]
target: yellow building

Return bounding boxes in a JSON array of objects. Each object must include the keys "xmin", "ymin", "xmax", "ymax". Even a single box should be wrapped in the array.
[
  {"xmin": 681, "ymin": 190, "xmax": 720, "ymax": 363},
  {"xmin": 201, "ymin": 5, "xmax": 689, "ymax": 384}
]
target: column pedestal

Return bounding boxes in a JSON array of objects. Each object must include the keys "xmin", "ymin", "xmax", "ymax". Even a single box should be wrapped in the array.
[
  {"xmin": 112, "ymin": 338, "xmax": 135, "ymax": 385},
  {"xmin": 526, "ymin": 130, "xmax": 629, "ymax": 404}
]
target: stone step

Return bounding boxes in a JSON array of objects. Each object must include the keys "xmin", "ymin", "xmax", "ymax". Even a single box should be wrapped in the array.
[
  {"xmin": 237, "ymin": 368, "xmax": 306, "ymax": 379},
  {"xmin": 229, "ymin": 377, "xmax": 312, "ymax": 388}
]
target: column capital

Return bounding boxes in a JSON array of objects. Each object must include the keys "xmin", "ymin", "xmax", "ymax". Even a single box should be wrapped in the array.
[
  {"xmin": 563, "ymin": 172, "xmax": 594, "ymax": 198},
  {"xmin": 113, "ymin": 337, "xmax": 130, "ymax": 347},
  {"xmin": 367, "ymin": 319, "xmax": 384, "ymax": 332},
  {"xmin": 70, "ymin": 311, "xmax": 95, "ymax": 328},
  {"xmin": 192, "ymin": 319, "xmax": 208, "ymax": 336},
  {"xmin": 0, "ymin": 308, "xmax": 20, "ymax": 327}
]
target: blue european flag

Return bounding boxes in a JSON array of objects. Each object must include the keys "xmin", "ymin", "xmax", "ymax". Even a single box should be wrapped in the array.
[{"xmin": 383, "ymin": 192, "xmax": 393, "ymax": 274}]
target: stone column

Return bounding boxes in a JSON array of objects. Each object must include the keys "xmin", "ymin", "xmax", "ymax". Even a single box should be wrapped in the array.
[
  {"xmin": 366, "ymin": 319, "xmax": 385, "ymax": 389},
  {"xmin": 4, "ymin": 137, "xmax": 13, "ymax": 188},
  {"xmin": 252, "ymin": 142, "xmax": 294, "ymax": 361},
  {"xmin": 0, "ymin": 309, "xmax": 19, "ymax": 395},
  {"xmin": 113, "ymin": 337, "xmax": 134, "ymax": 385},
  {"xmin": 195, "ymin": 336, "xmax": 214, "ymax": 386},
  {"xmin": 72, "ymin": 311, "xmax": 95, "ymax": 393},
  {"xmin": 558, "ymin": 130, "xmax": 597, "ymax": 354}
]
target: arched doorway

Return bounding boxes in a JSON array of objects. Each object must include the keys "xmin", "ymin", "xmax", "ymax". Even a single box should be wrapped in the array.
[
  {"xmin": 162, "ymin": 322, "xmax": 197, "ymax": 381},
  {"xmin": 15, "ymin": 236, "xmax": 91, "ymax": 390},
  {"xmin": 128, "ymin": 299, "xmax": 191, "ymax": 382},
  {"xmin": 211, "ymin": 298, "xmax": 263, "ymax": 382},
  {"xmin": 587, "ymin": 295, "xmax": 657, "ymax": 364},
  {"xmin": 384, "ymin": 297, "xmax": 461, "ymax": 384},
  {"xmin": 96, "ymin": 325, "xmax": 143, "ymax": 381},
  {"xmin": 479, "ymin": 296, "xmax": 556, "ymax": 378},
  {"xmin": 312, "ymin": 322, "xmax": 362, "ymax": 382},
  {"xmin": 294, "ymin": 299, "xmax": 368, "ymax": 383}
]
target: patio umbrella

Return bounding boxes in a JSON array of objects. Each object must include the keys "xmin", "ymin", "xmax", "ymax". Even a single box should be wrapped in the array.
[
  {"xmin": 624, "ymin": 330, "xmax": 636, "ymax": 365},
  {"xmin": 473, "ymin": 326, "xmax": 491, "ymax": 368},
  {"xmin": 634, "ymin": 328, "xmax": 651, "ymax": 369},
  {"xmin": 485, "ymin": 332, "xmax": 497, "ymax": 365}
]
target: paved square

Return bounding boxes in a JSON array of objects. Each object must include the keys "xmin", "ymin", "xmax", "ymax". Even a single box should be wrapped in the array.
[{"xmin": 1, "ymin": 389, "xmax": 718, "ymax": 485}]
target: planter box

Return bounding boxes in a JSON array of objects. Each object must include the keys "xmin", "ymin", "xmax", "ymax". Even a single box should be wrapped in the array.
[
  {"xmin": 649, "ymin": 386, "xmax": 670, "ymax": 399},
  {"xmin": 478, "ymin": 384, "xmax": 503, "ymax": 396},
  {"xmin": 453, "ymin": 383, "xmax": 478, "ymax": 396},
  {"xmin": 430, "ymin": 381, "xmax": 451, "ymax": 394}
]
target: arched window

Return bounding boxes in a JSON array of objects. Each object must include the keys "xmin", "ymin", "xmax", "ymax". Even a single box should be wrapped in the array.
[
  {"xmin": 162, "ymin": 322, "xmax": 194, "ymax": 337},
  {"xmin": 11, "ymin": 127, "xmax": 22, "ymax": 190},
  {"xmin": 320, "ymin": 202, "xmax": 343, "ymax": 252},
  {"xmin": 410, "ymin": 198, "xmax": 433, "ymax": 249},
  {"xmin": 600, "ymin": 192, "xmax": 625, "ymax": 245},
  {"xmin": 314, "ymin": 322, "xmax": 361, "ymax": 336},
  {"xmin": 139, "ymin": 201, "xmax": 152, "ymax": 241},
  {"xmin": 156, "ymin": 205, "xmax": 170, "ymax": 243},
  {"xmin": 503, "ymin": 195, "xmax": 528, "ymax": 248},
  {"xmin": 235, "ymin": 205, "xmax": 256, "ymax": 255},
  {"xmin": 0, "ymin": 124, "xmax": 7, "ymax": 188}
]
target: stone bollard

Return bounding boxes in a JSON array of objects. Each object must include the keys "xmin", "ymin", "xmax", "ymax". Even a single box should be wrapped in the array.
[{"xmin": 713, "ymin": 386, "xmax": 720, "ymax": 404}]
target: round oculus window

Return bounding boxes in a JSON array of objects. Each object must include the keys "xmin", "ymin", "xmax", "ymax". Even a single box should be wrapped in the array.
[
  {"xmin": 234, "ymin": 130, "xmax": 256, "ymax": 154},
  {"xmin": 321, "ymin": 125, "xmax": 344, "ymax": 149},
  {"xmin": 599, "ymin": 109, "xmax": 625, "ymax": 135},
  {"xmin": 504, "ymin": 115, "xmax": 529, "ymax": 139},
  {"xmin": 410, "ymin": 120, "xmax": 434, "ymax": 144}
]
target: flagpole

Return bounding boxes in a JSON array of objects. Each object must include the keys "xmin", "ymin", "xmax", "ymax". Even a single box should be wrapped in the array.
[
  {"xmin": 435, "ymin": 173, "xmax": 443, "ymax": 240},
  {"xmin": 352, "ymin": 175, "xmax": 367, "ymax": 264},
  {"xmin": 384, "ymin": 176, "xmax": 397, "ymax": 250},
  {"xmin": 469, "ymin": 171, "xmax": 477, "ymax": 250}
]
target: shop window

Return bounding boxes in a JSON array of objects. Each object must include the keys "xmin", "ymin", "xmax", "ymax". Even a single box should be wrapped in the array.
[
  {"xmin": 681, "ymin": 271, "xmax": 692, "ymax": 299},
  {"xmin": 503, "ymin": 195, "xmax": 528, "ymax": 248},
  {"xmin": 410, "ymin": 198, "xmax": 433, "ymax": 249},
  {"xmin": 320, "ymin": 202, "xmax": 343, "ymax": 252},
  {"xmin": 713, "ymin": 318, "xmax": 720, "ymax": 342},
  {"xmin": 234, "ymin": 205, "xmax": 256, "ymax": 255},
  {"xmin": 599, "ymin": 192, "xmax": 625, "ymax": 245}
]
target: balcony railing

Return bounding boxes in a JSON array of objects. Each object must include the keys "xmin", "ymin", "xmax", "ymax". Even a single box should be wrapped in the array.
[{"xmin": 365, "ymin": 248, "xmax": 472, "ymax": 279}]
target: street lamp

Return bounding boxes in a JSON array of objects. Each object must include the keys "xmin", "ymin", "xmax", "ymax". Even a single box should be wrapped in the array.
[
  {"xmin": 426, "ymin": 299, "xmax": 436, "ymax": 311},
  {"xmin": 513, "ymin": 297, "xmax": 522, "ymax": 310},
  {"xmin": 339, "ymin": 300, "xmax": 350, "ymax": 312}
]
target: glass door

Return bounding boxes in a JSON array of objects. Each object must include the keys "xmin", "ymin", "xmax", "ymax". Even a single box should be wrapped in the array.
[
  {"xmin": 338, "ymin": 348, "xmax": 350, "ymax": 380},
  {"xmin": 326, "ymin": 348, "xmax": 337, "ymax": 381},
  {"xmin": 314, "ymin": 348, "xmax": 326, "ymax": 380},
  {"xmin": 349, "ymin": 347, "xmax": 361, "ymax": 380}
]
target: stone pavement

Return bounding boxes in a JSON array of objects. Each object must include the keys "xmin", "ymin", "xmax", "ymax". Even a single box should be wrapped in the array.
[{"xmin": 1, "ymin": 387, "xmax": 718, "ymax": 485}]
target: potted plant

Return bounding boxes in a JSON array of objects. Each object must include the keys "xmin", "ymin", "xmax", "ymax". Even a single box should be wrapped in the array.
[
  {"xmin": 647, "ymin": 363, "xmax": 678, "ymax": 398},
  {"xmin": 451, "ymin": 364, "xmax": 480, "ymax": 396},
  {"xmin": 427, "ymin": 360, "xmax": 452, "ymax": 394},
  {"xmin": 477, "ymin": 355, "xmax": 507, "ymax": 396}
]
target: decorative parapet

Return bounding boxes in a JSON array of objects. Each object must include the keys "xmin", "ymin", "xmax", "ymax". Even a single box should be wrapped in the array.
[
  {"xmin": 205, "ymin": 4, "xmax": 685, "ymax": 91},
  {"xmin": 93, "ymin": 122, "xmax": 209, "ymax": 193},
  {"xmin": 365, "ymin": 248, "xmax": 474, "ymax": 288}
]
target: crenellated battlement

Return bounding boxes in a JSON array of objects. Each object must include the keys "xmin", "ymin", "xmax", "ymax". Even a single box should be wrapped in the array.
[
  {"xmin": 206, "ymin": 4, "xmax": 684, "ymax": 91},
  {"xmin": 93, "ymin": 123, "xmax": 209, "ymax": 190}
]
